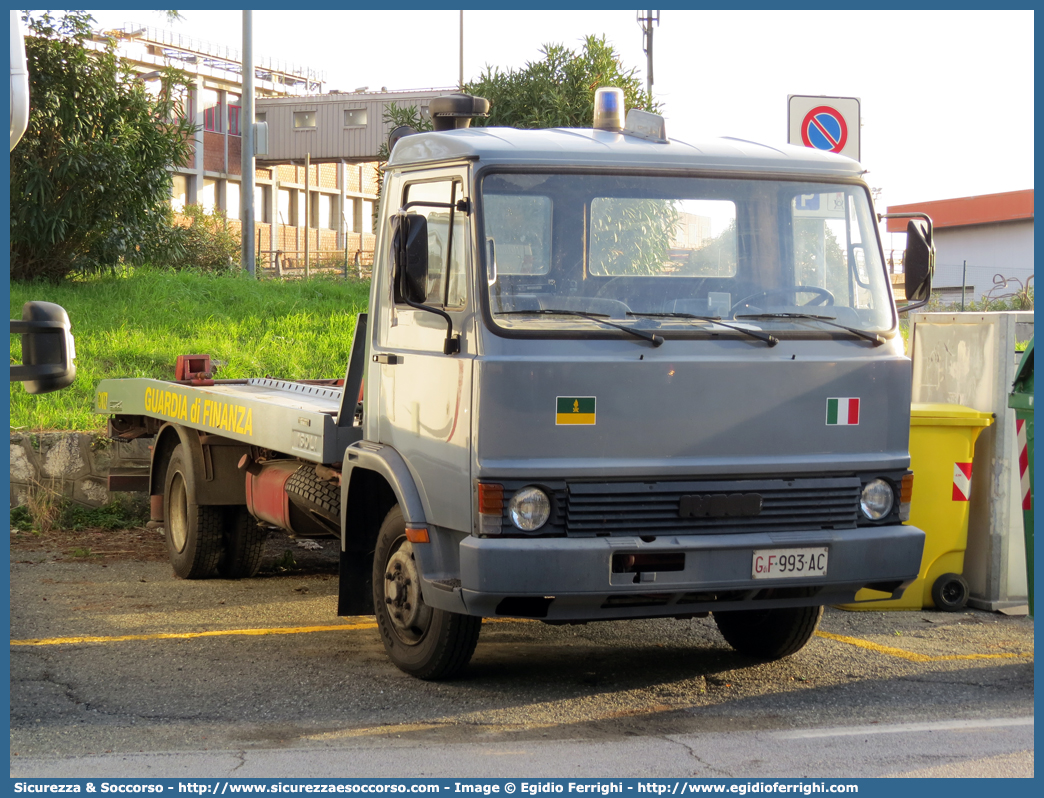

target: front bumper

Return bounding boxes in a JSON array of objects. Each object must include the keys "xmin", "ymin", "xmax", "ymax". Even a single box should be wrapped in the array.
[{"xmin": 454, "ymin": 525, "xmax": 925, "ymax": 620}]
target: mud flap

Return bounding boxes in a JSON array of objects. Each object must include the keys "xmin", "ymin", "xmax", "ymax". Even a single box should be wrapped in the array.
[{"xmin": 338, "ymin": 547, "xmax": 375, "ymax": 616}]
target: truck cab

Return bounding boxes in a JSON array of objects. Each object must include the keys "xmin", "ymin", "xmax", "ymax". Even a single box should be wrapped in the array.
[{"xmin": 347, "ymin": 94, "xmax": 928, "ymax": 677}]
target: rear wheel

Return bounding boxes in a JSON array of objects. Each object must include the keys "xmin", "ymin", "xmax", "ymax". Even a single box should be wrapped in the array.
[
  {"xmin": 163, "ymin": 445, "xmax": 224, "ymax": 579},
  {"xmin": 218, "ymin": 507, "xmax": 268, "ymax": 579},
  {"xmin": 372, "ymin": 505, "xmax": 481, "ymax": 680},
  {"xmin": 713, "ymin": 605, "xmax": 823, "ymax": 660}
]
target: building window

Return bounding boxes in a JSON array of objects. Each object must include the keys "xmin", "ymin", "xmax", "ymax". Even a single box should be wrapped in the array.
[
  {"xmin": 254, "ymin": 186, "xmax": 269, "ymax": 224},
  {"xmin": 344, "ymin": 198, "xmax": 357, "ymax": 232},
  {"xmin": 202, "ymin": 89, "xmax": 221, "ymax": 132},
  {"xmin": 200, "ymin": 178, "xmax": 217, "ymax": 213},
  {"xmin": 226, "ymin": 181, "xmax": 241, "ymax": 217},
  {"xmin": 296, "ymin": 190, "xmax": 306, "ymax": 227},
  {"xmin": 171, "ymin": 174, "xmax": 188, "ymax": 213},
  {"xmin": 227, "ymin": 93, "xmax": 241, "ymax": 136},
  {"xmin": 344, "ymin": 108, "xmax": 367, "ymax": 127},
  {"xmin": 278, "ymin": 188, "xmax": 292, "ymax": 226},
  {"xmin": 362, "ymin": 200, "xmax": 374, "ymax": 234},
  {"xmin": 313, "ymin": 194, "xmax": 334, "ymax": 230},
  {"xmin": 293, "ymin": 110, "xmax": 316, "ymax": 129}
]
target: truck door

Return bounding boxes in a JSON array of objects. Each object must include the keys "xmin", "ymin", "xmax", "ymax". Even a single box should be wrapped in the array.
[{"xmin": 375, "ymin": 168, "xmax": 474, "ymax": 533}]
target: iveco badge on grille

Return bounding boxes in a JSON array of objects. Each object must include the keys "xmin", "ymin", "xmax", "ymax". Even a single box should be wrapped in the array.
[{"xmin": 679, "ymin": 493, "xmax": 763, "ymax": 518}]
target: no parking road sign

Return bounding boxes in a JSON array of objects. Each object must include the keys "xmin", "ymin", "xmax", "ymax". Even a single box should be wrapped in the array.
[{"xmin": 788, "ymin": 95, "xmax": 860, "ymax": 161}]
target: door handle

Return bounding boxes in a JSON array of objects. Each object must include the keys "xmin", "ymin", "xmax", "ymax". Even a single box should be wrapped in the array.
[{"xmin": 373, "ymin": 353, "xmax": 402, "ymax": 365}]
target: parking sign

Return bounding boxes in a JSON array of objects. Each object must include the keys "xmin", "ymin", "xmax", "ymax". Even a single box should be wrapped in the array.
[{"xmin": 788, "ymin": 95, "xmax": 861, "ymax": 162}]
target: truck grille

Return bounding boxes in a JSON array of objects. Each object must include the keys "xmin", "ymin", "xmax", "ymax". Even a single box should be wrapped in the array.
[{"xmin": 560, "ymin": 477, "xmax": 860, "ymax": 536}]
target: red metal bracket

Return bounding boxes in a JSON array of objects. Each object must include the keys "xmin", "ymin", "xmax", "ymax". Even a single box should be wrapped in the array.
[{"xmin": 175, "ymin": 354, "xmax": 214, "ymax": 385}]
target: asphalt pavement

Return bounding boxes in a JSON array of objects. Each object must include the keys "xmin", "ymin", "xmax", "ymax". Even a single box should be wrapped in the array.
[{"xmin": 9, "ymin": 531, "xmax": 1035, "ymax": 778}]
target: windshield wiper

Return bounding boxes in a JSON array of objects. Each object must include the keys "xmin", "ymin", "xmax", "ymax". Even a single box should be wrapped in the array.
[
  {"xmin": 627, "ymin": 312, "xmax": 778, "ymax": 347},
  {"xmin": 734, "ymin": 313, "xmax": 884, "ymax": 346},
  {"xmin": 498, "ymin": 309, "xmax": 663, "ymax": 347}
]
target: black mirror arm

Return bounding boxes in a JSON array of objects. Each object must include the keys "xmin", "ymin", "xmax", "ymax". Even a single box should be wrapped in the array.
[
  {"xmin": 395, "ymin": 261, "xmax": 461, "ymax": 355},
  {"xmin": 393, "ymin": 198, "xmax": 467, "ymax": 355},
  {"xmin": 896, "ymin": 297, "xmax": 930, "ymax": 315},
  {"xmin": 878, "ymin": 211, "xmax": 934, "ymax": 241}
]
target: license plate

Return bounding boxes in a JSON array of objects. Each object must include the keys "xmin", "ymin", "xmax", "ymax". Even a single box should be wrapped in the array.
[{"xmin": 752, "ymin": 547, "xmax": 828, "ymax": 579}]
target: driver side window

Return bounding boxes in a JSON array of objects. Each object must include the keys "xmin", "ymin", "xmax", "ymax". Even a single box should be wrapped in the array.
[{"xmin": 402, "ymin": 179, "xmax": 467, "ymax": 308}]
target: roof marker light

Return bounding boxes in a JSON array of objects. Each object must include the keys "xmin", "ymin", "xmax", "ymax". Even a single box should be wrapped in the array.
[{"xmin": 593, "ymin": 87, "xmax": 625, "ymax": 131}]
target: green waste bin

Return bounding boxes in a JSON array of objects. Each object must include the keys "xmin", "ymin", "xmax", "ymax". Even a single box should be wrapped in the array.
[{"xmin": 1008, "ymin": 337, "xmax": 1034, "ymax": 619}]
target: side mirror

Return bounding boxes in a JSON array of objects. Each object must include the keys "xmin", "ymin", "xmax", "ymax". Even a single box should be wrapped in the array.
[
  {"xmin": 903, "ymin": 219, "xmax": 934, "ymax": 303},
  {"xmin": 10, "ymin": 301, "xmax": 76, "ymax": 394},
  {"xmin": 391, "ymin": 212, "xmax": 428, "ymax": 304}
]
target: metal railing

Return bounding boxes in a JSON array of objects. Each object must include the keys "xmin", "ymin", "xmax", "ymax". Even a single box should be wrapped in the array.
[
  {"xmin": 113, "ymin": 23, "xmax": 325, "ymax": 91},
  {"xmin": 260, "ymin": 248, "xmax": 373, "ymax": 281}
]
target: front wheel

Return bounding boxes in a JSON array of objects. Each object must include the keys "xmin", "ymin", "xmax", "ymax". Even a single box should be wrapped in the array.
[
  {"xmin": 372, "ymin": 506, "xmax": 481, "ymax": 680},
  {"xmin": 713, "ymin": 605, "xmax": 823, "ymax": 660}
]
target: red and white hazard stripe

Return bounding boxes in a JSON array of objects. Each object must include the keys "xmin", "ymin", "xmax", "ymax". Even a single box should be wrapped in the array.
[
  {"xmin": 1017, "ymin": 418, "xmax": 1032, "ymax": 511},
  {"xmin": 952, "ymin": 462, "xmax": 973, "ymax": 502}
]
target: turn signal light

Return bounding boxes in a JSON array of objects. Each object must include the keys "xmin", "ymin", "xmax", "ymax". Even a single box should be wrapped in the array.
[
  {"xmin": 405, "ymin": 527, "xmax": 429, "ymax": 544},
  {"xmin": 478, "ymin": 482, "xmax": 504, "ymax": 535},
  {"xmin": 900, "ymin": 474, "xmax": 914, "ymax": 521}
]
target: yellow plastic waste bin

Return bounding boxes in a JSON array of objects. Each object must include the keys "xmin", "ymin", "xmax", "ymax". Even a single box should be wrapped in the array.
[{"xmin": 840, "ymin": 403, "xmax": 993, "ymax": 611}]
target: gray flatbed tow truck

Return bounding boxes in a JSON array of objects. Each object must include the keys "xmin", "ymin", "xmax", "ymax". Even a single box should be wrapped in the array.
[{"xmin": 97, "ymin": 91, "xmax": 936, "ymax": 679}]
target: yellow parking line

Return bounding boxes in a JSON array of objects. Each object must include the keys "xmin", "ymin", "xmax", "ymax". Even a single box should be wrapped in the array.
[
  {"xmin": 9, "ymin": 616, "xmax": 527, "ymax": 647},
  {"xmin": 816, "ymin": 630, "xmax": 1032, "ymax": 663},
  {"xmin": 10, "ymin": 620, "xmax": 379, "ymax": 647}
]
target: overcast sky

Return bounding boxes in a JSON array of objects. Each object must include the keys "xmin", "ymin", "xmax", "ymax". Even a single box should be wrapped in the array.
[{"xmin": 84, "ymin": 8, "xmax": 1034, "ymax": 241}]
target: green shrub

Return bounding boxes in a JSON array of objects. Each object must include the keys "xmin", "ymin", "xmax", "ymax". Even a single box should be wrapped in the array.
[
  {"xmin": 10, "ymin": 496, "xmax": 149, "ymax": 533},
  {"xmin": 11, "ymin": 12, "xmax": 194, "ymax": 282},
  {"xmin": 157, "ymin": 205, "xmax": 242, "ymax": 273}
]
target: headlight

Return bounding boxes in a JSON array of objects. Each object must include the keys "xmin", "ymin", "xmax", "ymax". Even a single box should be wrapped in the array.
[
  {"xmin": 860, "ymin": 479, "xmax": 895, "ymax": 520},
  {"xmin": 508, "ymin": 487, "xmax": 551, "ymax": 531}
]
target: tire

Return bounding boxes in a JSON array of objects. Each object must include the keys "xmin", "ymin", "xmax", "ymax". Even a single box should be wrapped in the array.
[
  {"xmin": 163, "ymin": 444, "xmax": 224, "ymax": 579},
  {"xmin": 931, "ymin": 573, "xmax": 969, "ymax": 612},
  {"xmin": 713, "ymin": 605, "xmax": 824, "ymax": 660},
  {"xmin": 372, "ymin": 505, "xmax": 481, "ymax": 680},
  {"xmin": 286, "ymin": 465, "xmax": 341, "ymax": 530},
  {"xmin": 218, "ymin": 507, "xmax": 268, "ymax": 579}
]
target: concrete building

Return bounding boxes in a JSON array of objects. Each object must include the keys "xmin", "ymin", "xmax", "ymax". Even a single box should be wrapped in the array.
[
  {"xmin": 886, "ymin": 190, "xmax": 1034, "ymax": 306},
  {"xmin": 89, "ymin": 22, "xmax": 448, "ymax": 270}
]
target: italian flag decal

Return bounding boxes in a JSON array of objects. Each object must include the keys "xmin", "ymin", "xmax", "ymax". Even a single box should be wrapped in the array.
[
  {"xmin": 557, "ymin": 396, "xmax": 596, "ymax": 425},
  {"xmin": 826, "ymin": 397, "xmax": 860, "ymax": 425}
]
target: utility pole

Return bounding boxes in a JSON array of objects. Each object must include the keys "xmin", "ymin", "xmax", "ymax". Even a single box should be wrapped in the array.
[
  {"xmin": 241, "ymin": 11, "xmax": 256, "ymax": 276},
  {"xmin": 637, "ymin": 10, "xmax": 659, "ymax": 108},
  {"xmin": 459, "ymin": 10, "xmax": 464, "ymax": 91}
]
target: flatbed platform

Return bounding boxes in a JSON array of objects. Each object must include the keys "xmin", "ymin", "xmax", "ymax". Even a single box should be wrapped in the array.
[{"xmin": 95, "ymin": 376, "xmax": 362, "ymax": 463}]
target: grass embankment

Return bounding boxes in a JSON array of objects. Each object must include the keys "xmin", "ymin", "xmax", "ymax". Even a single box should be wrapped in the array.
[{"xmin": 11, "ymin": 269, "xmax": 370, "ymax": 431}]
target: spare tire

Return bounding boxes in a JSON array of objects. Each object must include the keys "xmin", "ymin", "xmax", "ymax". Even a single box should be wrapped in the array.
[{"xmin": 286, "ymin": 464, "xmax": 341, "ymax": 530}]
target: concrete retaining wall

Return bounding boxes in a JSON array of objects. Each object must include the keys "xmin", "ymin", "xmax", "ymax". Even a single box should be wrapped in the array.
[{"xmin": 9, "ymin": 432, "xmax": 151, "ymax": 509}]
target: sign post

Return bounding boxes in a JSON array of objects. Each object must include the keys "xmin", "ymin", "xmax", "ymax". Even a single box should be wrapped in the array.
[{"xmin": 788, "ymin": 95, "xmax": 861, "ymax": 161}]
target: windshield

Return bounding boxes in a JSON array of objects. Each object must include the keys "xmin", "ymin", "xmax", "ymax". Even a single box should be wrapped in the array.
[{"xmin": 481, "ymin": 172, "xmax": 895, "ymax": 339}]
